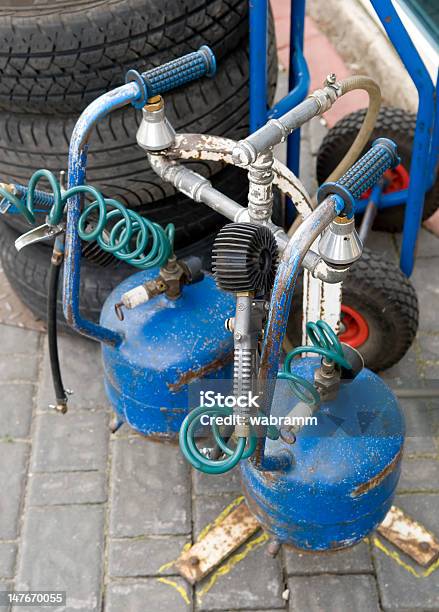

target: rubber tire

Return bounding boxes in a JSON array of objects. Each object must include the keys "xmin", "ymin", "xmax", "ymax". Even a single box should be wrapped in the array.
[
  {"xmin": 316, "ymin": 107, "xmax": 439, "ymax": 232},
  {"xmin": 0, "ymin": 0, "xmax": 249, "ymax": 114},
  {"xmin": 0, "ymin": 218, "xmax": 217, "ymax": 333},
  {"xmin": 0, "ymin": 40, "xmax": 277, "ymax": 244},
  {"xmin": 285, "ymin": 248, "xmax": 419, "ymax": 372}
]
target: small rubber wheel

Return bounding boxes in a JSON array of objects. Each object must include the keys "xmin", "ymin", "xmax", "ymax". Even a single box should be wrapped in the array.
[
  {"xmin": 316, "ymin": 107, "xmax": 439, "ymax": 232},
  {"xmin": 285, "ymin": 248, "xmax": 419, "ymax": 371}
]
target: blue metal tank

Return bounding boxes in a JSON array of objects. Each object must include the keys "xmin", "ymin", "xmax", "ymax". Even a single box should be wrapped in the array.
[
  {"xmin": 100, "ymin": 268, "xmax": 235, "ymax": 439},
  {"xmin": 241, "ymin": 358, "xmax": 405, "ymax": 550}
]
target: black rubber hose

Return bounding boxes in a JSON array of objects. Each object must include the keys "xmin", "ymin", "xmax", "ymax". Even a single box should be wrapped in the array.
[{"xmin": 47, "ymin": 248, "xmax": 68, "ymax": 413}]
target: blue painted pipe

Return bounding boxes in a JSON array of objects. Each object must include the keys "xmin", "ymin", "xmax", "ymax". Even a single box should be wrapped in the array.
[
  {"xmin": 255, "ymin": 140, "xmax": 399, "ymax": 469},
  {"xmin": 63, "ymin": 48, "xmax": 216, "ymax": 345}
]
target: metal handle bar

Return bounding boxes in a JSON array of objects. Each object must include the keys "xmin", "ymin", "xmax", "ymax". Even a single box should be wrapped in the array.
[
  {"xmin": 317, "ymin": 138, "xmax": 400, "ymax": 216},
  {"xmin": 126, "ymin": 46, "xmax": 216, "ymax": 109}
]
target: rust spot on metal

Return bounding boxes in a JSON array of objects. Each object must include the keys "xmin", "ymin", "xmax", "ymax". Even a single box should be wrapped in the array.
[
  {"xmin": 167, "ymin": 351, "xmax": 233, "ymax": 392},
  {"xmin": 351, "ymin": 448, "xmax": 402, "ymax": 497},
  {"xmin": 175, "ymin": 499, "xmax": 260, "ymax": 584},
  {"xmin": 378, "ymin": 505, "xmax": 439, "ymax": 567}
]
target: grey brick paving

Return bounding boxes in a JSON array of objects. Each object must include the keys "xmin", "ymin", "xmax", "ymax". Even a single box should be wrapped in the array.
[
  {"xmin": 0, "ymin": 544, "xmax": 16, "ymax": 579},
  {"xmin": 283, "ymin": 540, "xmax": 373, "ymax": 575},
  {"xmin": 105, "ymin": 578, "xmax": 192, "ymax": 612},
  {"xmin": 0, "ymin": 582, "xmax": 12, "ymax": 612},
  {"xmin": 0, "ymin": 441, "xmax": 29, "ymax": 539},
  {"xmin": 0, "ymin": 356, "xmax": 38, "ymax": 383},
  {"xmin": 31, "ymin": 410, "xmax": 109, "ymax": 472},
  {"xmin": 399, "ymin": 456, "xmax": 439, "ymax": 492},
  {"xmin": 110, "ymin": 438, "xmax": 191, "ymax": 537},
  {"xmin": 28, "ymin": 471, "xmax": 107, "ymax": 506},
  {"xmin": 108, "ymin": 535, "xmax": 190, "ymax": 578},
  {"xmin": 398, "ymin": 398, "xmax": 439, "ymax": 455},
  {"xmin": 192, "ymin": 467, "xmax": 242, "ymax": 496},
  {"xmin": 0, "ymin": 384, "xmax": 34, "ymax": 439},
  {"xmin": 0, "ymin": 327, "xmax": 39, "ymax": 356},
  {"xmin": 195, "ymin": 540, "xmax": 285, "ymax": 611},
  {"xmin": 15, "ymin": 505, "xmax": 105, "ymax": 611},
  {"xmin": 399, "ymin": 398, "xmax": 435, "ymax": 437},
  {"xmin": 380, "ymin": 347, "xmax": 420, "ymax": 389},
  {"xmin": 287, "ymin": 574, "xmax": 381, "ymax": 612},
  {"xmin": 37, "ymin": 335, "xmax": 108, "ymax": 411},
  {"xmin": 411, "ymin": 258, "xmax": 439, "ymax": 332},
  {"xmin": 192, "ymin": 494, "xmax": 284, "ymax": 610}
]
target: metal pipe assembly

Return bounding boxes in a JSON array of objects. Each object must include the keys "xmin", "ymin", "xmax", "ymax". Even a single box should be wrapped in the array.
[{"xmin": 0, "ymin": 41, "xmax": 413, "ymax": 553}]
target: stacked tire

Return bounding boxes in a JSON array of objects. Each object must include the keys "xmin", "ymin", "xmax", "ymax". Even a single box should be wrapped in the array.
[{"xmin": 0, "ymin": 0, "xmax": 278, "ymax": 327}]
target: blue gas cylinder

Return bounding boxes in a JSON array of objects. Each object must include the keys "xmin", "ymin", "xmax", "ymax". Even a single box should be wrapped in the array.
[
  {"xmin": 241, "ymin": 358, "xmax": 405, "ymax": 550},
  {"xmin": 100, "ymin": 268, "xmax": 235, "ymax": 439}
]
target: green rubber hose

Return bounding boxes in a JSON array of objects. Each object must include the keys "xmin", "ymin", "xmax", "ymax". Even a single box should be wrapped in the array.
[
  {"xmin": 0, "ymin": 169, "xmax": 174, "ymax": 269},
  {"xmin": 179, "ymin": 406, "xmax": 254, "ymax": 474},
  {"xmin": 179, "ymin": 321, "xmax": 352, "ymax": 474},
  {"xmin": 283, "ymin": 320, "xmax": 352, "ymax": 400}
]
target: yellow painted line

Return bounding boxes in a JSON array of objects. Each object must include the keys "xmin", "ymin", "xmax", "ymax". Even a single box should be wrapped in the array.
[
  {"xmin": 373, "ymin": 536, "xmax": 439, "ymax": 578},
  {"xmin": 197, "ymin": 495, "xmax": 245, "ymax": 542},
  {"xmin": 157, "ymin": 542, "xmax": 192, "ymax": 574},
  {"xmin": 156, "ymin": 577, "xmax": 191, "ymax": 605},
  {"xmin": 156, "ymin": 496, "xmax": 249, "ymax": 604},
  {"xmin": 197, "ymin": 531, "xmax": 269, "ymax": 603}
]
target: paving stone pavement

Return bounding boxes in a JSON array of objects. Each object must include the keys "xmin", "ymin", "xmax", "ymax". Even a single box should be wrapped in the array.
[
  {"xmin": 0, "ymin": 306, "xmax": 437, "ymax": 612},
  {"xmin": 0, "ymin": 106, "xmax": 438, "ymax": 612}
]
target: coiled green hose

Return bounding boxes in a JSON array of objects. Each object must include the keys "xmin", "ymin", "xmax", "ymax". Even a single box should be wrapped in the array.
[
  {"xmin": 0, "ymin": 169, "xmax": 174, "ymax": 269},
  {"xmin": 180, "ymin": 320, "xmax": 352, "ymax": 474},
  {"xmin": 282, "ymin": 319, "xmax": 352, "ymax": 405},
  {"xmin": 179, "ymin": 406, "xmax": 256, "ymax": 474}
]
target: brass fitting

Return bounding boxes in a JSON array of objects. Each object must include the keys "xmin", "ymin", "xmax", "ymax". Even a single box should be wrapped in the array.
[
  {"xmin": 115, "ymin": 256, "xmax": 198, "ymax": 320},
  {"xmin": 145, "ymin": 95, "xmax": 164, "ymax": 112}
]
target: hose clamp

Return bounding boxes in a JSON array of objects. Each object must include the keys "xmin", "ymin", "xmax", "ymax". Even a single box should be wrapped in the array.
[{"xmin": 309, "ymin": 84, "xmax": 340, "ymax": 114}]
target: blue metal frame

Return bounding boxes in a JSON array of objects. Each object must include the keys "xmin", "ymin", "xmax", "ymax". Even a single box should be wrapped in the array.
[
  {"xmin": 249, "ymin": 0, "xmax": 309, "ymax": 179},
  {"xmin": 370, "ymin": 0, "xmax": 437, "ymax": 276},
  {"xmin": 62, "ymin": 48, "xmax": 216, "ymax": 345},
  {"xmin": 64, "ymin": 83, "xmax": 140, "ymax": 345},
  {"xmin": 249, "ymin": 0, "xmax": 438, "ymax": 277}
]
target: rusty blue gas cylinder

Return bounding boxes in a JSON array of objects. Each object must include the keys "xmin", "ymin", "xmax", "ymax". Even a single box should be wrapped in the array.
[
  {"xmin": 100, "ymin": 269, "xmax": 235, "ymax": 439},
  {"xmin": 241, "ymin": 358, "xmax": 405, "ymax": 550}
]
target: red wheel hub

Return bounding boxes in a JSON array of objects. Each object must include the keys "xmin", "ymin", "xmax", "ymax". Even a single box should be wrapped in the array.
[
  {"xmin": 360, "ymin": 163, "xmax": 410, "ymax": 199},
  {"xmin": 339, "ymin": 304, "xmax": 369, "ymax": 348}
]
